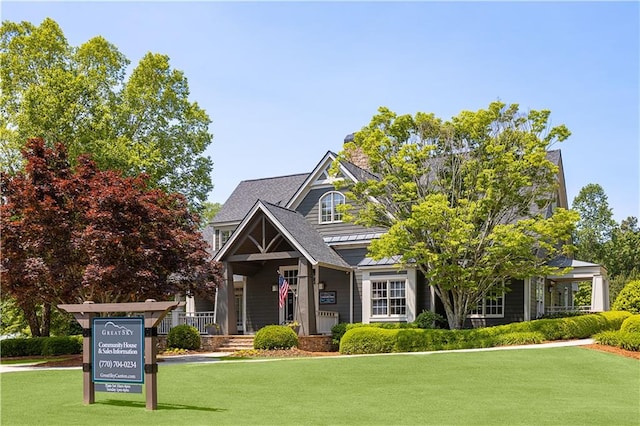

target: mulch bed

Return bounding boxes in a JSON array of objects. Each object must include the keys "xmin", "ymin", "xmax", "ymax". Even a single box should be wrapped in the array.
[
  {"xmin": 9, "ymin": 344, "xmax": 639, "ymax": 368},
  {"xmin": 582, "ymin": 343, "xmax": 640, "ymax": 360}
]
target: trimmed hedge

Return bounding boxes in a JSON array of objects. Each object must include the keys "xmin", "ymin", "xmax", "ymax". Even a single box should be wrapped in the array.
[
  {"xmin": 41, "ymin": 336, "xmax": 82, "ymax": 356},
  {"xmin": 594, "ymin": 331, "xmax": 640, "ymax": 352},
  {"xmin": 340, "ymin": 327, "xmax": 396, "ymax": 355},
  {"xmin": 0, "ymin": 336, "xmax": 79, "ymax": 358},
  {"xmin": 620, "ymin": 315, "xmax": 640, "ymax": 333},
  {"xmin": 338, "ymin": 313, "xmax": 629, "ymax": 355},
  {"xmin": 492, "ymin": 332, "xmax": 545, "ymax": 346},
  {"xmin": 254, "ymin": 325, "xmax": 298, "ymax": 350}
]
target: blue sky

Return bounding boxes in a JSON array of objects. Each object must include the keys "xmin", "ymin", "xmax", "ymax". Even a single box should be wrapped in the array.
[{"xmin": 3, "ymin": 1, "xmax": 639, "ymax": 222}]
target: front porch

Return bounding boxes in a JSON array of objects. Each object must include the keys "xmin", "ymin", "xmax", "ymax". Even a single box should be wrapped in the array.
[{"xmin": 158, "ymin": 308, "xmax": 339, "ymax": 336}]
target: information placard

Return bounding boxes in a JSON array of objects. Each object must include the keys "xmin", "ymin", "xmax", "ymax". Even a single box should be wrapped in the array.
[{"xmin": 92, "ymin": 317, "xmax": 144, "ymax": 384}]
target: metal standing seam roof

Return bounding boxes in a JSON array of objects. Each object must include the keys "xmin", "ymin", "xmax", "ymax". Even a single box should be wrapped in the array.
[
  {"xmin": 358, "ymin": 256, "xmax": 404, "ymax": 267},
  {"xmin": 323, "ymin": 233, "xmax": 384, "ymax": 244}
]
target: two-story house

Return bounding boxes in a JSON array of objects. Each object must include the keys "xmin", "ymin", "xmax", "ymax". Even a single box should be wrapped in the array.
[{"xmin": 201, "ymin": 137, "xmax": 609, "ymax": 336}]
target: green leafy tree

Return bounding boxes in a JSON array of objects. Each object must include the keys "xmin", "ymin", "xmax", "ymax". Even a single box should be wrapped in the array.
[
  {"xmin": 605, "ymin": 216, "xmax": 640, "ymax": 278},
  {"xmin": 0, "ymin": 18, "xmax": 213, "ymax": 210},
  {"xmin": 571, "ymin": 183, "xmax": 616, "ymax": 264},
  {"xmin": 200, "ymin": 201, "xmax": 222, "ymax": 228},
  {"xmin": 0, "ymin": 139, "xmax": 223, "ymax": 336},
  {"xmin": 612, "ymin": 280, "xmax": 640, "ymax": 314},
  {"xmin": 335, "ymin": 102, "xmax": 578, "ymax": 329}
]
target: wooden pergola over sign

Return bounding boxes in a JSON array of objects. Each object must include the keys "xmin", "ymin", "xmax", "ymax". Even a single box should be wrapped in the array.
[{"xmin": 58, "ymin": 300, "xmax": 184, "ymax": 410}]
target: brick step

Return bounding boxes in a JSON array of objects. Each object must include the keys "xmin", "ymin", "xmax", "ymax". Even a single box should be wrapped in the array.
[{"xmin": 217, "ymin": 336, "xmax": 255, "ymax": 352}]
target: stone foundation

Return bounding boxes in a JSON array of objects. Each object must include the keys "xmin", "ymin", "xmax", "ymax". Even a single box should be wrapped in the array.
[
  {"xmin": 298, "ymin": 335, "xmax": 337, "ymax": 352},
  {"xmin": 158, "ymin": 334, "xmax": 337, "ymax": 353},
  {"xmin": 157, "ymin": 335, "xmax": 228, "ymax": 351}
]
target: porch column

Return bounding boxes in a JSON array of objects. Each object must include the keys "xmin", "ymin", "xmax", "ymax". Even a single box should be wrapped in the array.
[
  {"xmin": 590, "ymin": 274, "xmax": 609, "ymax": 312},
  {"xmin": 172, "ymin": 293, "xmax": 184, "ymax": 327},
  {"xmin": 215, "ymin": 262, "xmax": 238, "ymax": 334},
  {"xmin": 296, "ymin": 258, "xmax": 317, "ymax": 335}
]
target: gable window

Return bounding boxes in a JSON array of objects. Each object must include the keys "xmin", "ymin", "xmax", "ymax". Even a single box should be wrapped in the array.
[
  {"xmin": 319, "ymin": 191, "xmax": 345, "ymax": 224},
  {"xmin": 371, "ymin": 279, "xmax": 406, "ymax": 317},
  {"xmin": 469, "ymin": 281, "xmax": 506, "ymax": 318},
  {"xmin": 214, "ymin": 229, "xmax": 232, "ymax": 250}
]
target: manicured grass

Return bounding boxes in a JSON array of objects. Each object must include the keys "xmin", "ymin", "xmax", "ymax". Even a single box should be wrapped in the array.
[
  {"xmin": 1, "ymin": 347, "xmax": 638, "ymax": 425},
  {"xmin": 0, "ymin": 357, "xmax": 72, "ymax": 365}
]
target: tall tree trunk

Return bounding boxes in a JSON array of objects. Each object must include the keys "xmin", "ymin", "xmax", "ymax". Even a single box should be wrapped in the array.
[
  {"xmin": 23, "ymin": 302, "xmax": 42, "ymax": 337},
  {"xmin": 41, "ymin": 303, "xmax": 51, "ymax": 337},
  {"xmin": 435, "ymin": 287, "xmax": 466, "ymax": 329}
]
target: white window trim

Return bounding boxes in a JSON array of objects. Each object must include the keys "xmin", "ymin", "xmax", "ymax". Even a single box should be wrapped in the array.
[
  {"xmin": 468, "ymin": 281, "xmax": 506, "ymax": 319},
  {"xmin": 362, "ymin": 269, "xmax": 416, "ymax": 323},
  {"xmin": 278, "ymin": 266, "xmax": 298, "ymax": 324},
  {"xmin": 319, "ymin": 191, "xmax": 345, "ymax": 224}
]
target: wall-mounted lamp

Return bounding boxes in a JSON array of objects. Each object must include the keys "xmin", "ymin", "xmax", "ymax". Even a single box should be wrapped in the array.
[
  {"xmin": 272, "ymin": 285, "xmax": 278, "ymax": 292},
  {"xmin": 318, "ymin": 281, "xmax": 325, "ymax": 290}
]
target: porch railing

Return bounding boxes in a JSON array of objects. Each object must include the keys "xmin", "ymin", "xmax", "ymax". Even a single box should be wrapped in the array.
[
  {"xmin": 316, "ymin": 310, "xmax": 339, "ymax": 335},
  {"xmin": 545, "ymin": 305, "xmax": 592, "ymax": 314},
  {"xmin": 158, "ymin": 311, "xmax": 216, "ymax": 335}
]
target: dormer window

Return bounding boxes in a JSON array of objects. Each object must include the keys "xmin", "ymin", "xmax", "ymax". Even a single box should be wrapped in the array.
[{"xmin": 319, "ymin": 191, "xmax": 345, "ymax": 224}]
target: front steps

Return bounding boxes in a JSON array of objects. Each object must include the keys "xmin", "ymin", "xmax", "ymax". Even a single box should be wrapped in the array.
[{"xmin": 216, "ymin": 335, "xmax": 255, "ymax": 352}]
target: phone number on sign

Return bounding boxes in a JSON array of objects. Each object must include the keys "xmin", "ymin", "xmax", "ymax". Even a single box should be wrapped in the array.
[{"xmin": 98, "ymin": 360, "xmax": 137, "ymax": 369}]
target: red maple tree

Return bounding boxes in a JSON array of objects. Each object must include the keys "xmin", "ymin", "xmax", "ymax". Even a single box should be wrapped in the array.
[{"xmin": 1, "ymin": 139, "xmax": 222, "ymax": 336}]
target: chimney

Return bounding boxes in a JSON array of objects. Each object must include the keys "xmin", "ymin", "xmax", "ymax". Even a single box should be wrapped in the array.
[{"xmin": 344, "ymin": 133, "xmax": 369, "ymax": 170}]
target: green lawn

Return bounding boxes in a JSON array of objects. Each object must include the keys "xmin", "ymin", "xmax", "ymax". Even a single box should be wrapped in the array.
[{"xmin": 1, "ymin": 347, "xmax": 638, "ymax": 425}]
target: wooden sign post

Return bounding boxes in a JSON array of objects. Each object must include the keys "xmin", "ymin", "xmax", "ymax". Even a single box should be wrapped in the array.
[{"xmin": 58, "ymin": 300, "xmax": 184, "ymax": 410}]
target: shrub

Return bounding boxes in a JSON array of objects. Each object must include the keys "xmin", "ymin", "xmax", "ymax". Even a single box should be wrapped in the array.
[
  {"xmin": 339, "ymin": 327, "xmax": 396, "ymax": 354},
  {"xmin": 167, "ymin": 325, "xmax": 201, "ymax": 350},
  {"xmin": 537, "ymin": 311, "xmax": 585, "ymax": 319},
  {"xmin": 254, "ymin": 325, "xmax": 298, "ymax": 350},
  {"xmin": 0, "ymin": 338, "xmax": 28, "ymax": 357},
  {"xmin": 414, "ymin": 310, "xmax": 446, "ymax": 329},
  {"xmin": 24, "ymin": 337, "xmax": 46, "ymax": 356},
  {"xmin": 598, "ymin": 310, "xmax": 631, "ymax": 330},
  {"xmin": 395, "ymin": 329, "xmax": 432, "ymax": 352},
  {"xmin": 620, "ymin": 314, "xmax": 640, "ymax": 333},
  {"xmin": 0, "ymin": 336, "xmax": 77, "ymax": 357},
  {"xmin": 331, "ymin": 322, "xmax": 348, "ymax": 345},
  {"xmin": 559, "ymin": 315, "xmax": 608, "ymax": 339},
  {"xmin": 41, "ymin": 336, "xmax": 82, "ymax": 356},
  {"xmin": 612, "ymin": 280, "xmax": 640, "ymax": 314},
  {"xmin": 492, "ymin": 332, "xmax": 545, "ymax": 346},
  {"xmin": 594, "ymin": 330, "xmax": 640, "ymax": 352}
]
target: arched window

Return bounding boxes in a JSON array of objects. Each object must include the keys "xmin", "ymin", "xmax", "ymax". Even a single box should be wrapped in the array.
[{"xmin": 319, "ymin": 191, "xmax": 345, "ymax": 224}]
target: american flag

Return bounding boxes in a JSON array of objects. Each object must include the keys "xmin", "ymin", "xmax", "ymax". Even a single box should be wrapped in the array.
[{"xmin": 278, "ymin": 274, "xmax": 289, "ymax": 309}]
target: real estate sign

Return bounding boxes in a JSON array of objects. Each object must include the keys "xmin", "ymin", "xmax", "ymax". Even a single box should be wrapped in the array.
[{"xmin": 92, "ymin": 317, "xmax": 144, "ymax": 386}]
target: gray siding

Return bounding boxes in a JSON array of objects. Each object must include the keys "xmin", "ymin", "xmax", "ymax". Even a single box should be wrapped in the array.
[
  {"xmin": 243, "ymin": 260, "xmax": 296, "ymax": 333},
  {"xmin": 296, "ymin": 188, "xmax": 386, "ymax": 237},
  {"xmin": 317, "ymin": 268, "xmax": 351, "ymax": 324},
  {"xmin": 467, "ymin": 279, "xmax": 525, "ymax": 328},
  {"xmin": 195, "ymin": 297, "xmax": 214, "ymax": 312},
  {"xmin": 335, "ymin": 248, "xmax": 367, "ymax": 323},
  {"xmin": 415, "ymin": 271, "xmax": 431, "ymax": 314}
]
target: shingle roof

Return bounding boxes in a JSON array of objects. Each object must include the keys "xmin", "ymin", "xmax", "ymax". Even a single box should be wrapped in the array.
[
  {"xmin": 261, "ymin": 202, "xmax": 351, "ymax": 270},
  {"xmin": 546, "ymin": 255, "xmax": 599, "ymax": 268},
  {"xmin": 340, "ymin": 159, "xmax": 380, "ymax": 182},
  {"xmin": 212, "ymin": 173, "xmax": 309, "ymax": 223}
]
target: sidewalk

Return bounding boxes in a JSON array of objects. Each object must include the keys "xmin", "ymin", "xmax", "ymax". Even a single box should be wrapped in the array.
[{"xmin": 0, "ymin": 339, "xmax": 595, "ymax": 373}]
